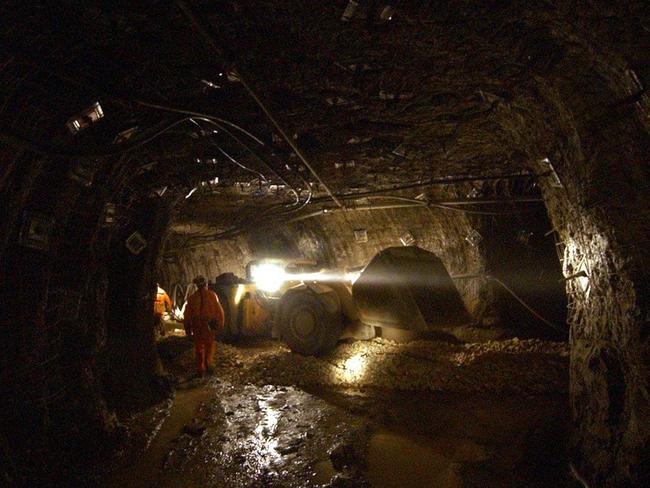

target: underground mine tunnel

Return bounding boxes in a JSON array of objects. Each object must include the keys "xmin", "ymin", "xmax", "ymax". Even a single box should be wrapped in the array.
[{"xmin": 0, "ymin": 1, "xmax": 648, "ymax": 487}]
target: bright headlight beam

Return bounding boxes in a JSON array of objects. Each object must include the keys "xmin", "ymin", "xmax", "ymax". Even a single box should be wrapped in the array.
[
  {"xmin": 250, "ymin": 262, "xmax": 287, "ymax": 292},
  {"xmin": 250, "ymin": 261, "xmax": 361, "ymax": 292},
  {"xmin": 345, "ymin": 271, "xmax": 361, "ymax": 284}
]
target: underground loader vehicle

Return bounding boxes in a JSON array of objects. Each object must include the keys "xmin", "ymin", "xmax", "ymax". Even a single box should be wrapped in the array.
[{"xmin": 216, "ymin": 246, "xmax": 471, "ymax": 356}]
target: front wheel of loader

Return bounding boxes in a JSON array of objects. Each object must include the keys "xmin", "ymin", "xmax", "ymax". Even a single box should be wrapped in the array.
[{"xmin": 278, "ymin": 289, "xmax": 343, "ymax": 356}]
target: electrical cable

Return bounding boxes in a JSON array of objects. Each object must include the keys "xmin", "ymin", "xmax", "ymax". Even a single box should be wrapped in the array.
[
  {"xmin": 485, "ymin": 275, "xmax": 567, "ymax": 335},
  {"xmin": 8, "ymin": 45, "xmax": 270, "ymax": 152},
  {"xmin": 281, "ymin": 202, "xmax": 424, "ymax": 223},
  {"xmin": 278, "ymin": 197, "xmax": 539, "ymax": 223},
  {"xmin": 331, "ymin": 173, "xmax": 537, "ymax": 200},
  {"xmin": 256, "ymin": 188, "xmax": 540, "ymax": 223},
  {"xmin": 287, "ymin": 172, "xmax": 538, "ymax": 208},
  {"xmin": 135, "ymin": 101, "xmax": 266, "ymax": 146},
  {"xmin": 451, "ymin": 273, "xmax": 567, "ymax": 334},
  {"xmin": 0, "ymin": 108, "xmax": 268, "ymax": 163},
  {"xmin": 0, "ymin": 118, "xmax": 194, "ymax": 158},
  {"xmin": 174, "ymin": 0, "xmax": 344, "ymax": 209},
  {"xmin": 235, "ymin": 72, "xmax": 344, "ymax": 208},
  {"xmin": 360, "ymin": 195, "xmax": 539, "ymax": 215},
  {"xmin": 176, "ymin": 192, "xmax": 540, "ymax": 245},
  {"xmin": 428, "ymin": 203, "xmax": 536, "ymax": 216},
  {"xmin": 215, "ymin": 146, "xmax": 268, "ymax": 182},
  {"xmin": 81, "ymin": 115, "xmax": 303, "ymax": 212},
  {"xmin": 187, "ymin": 116, "xmax": 270, "ymax": 183},
  {"xmin": 192, "ymin": 117, "xmax": 302, "ymax": 205}
]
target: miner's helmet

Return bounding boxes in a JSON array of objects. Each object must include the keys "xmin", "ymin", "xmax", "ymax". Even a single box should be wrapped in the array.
[{"xmin": 193, "ymin": 276, "xmax": 207, "ymax": 287}]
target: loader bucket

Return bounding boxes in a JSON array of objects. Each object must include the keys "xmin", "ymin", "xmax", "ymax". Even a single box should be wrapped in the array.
[{"xmin": 352, "ymin": 246, "xmax": 470, "ymax": 331}]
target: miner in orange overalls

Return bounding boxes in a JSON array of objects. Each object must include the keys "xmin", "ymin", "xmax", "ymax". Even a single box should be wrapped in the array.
[
  {"xmin": 153, "ymin": 283, "xmax": 173, "ymax": 337},
  {"xmin": 183, "ymin": 276, "xmax": 224, "ymax": 377}
]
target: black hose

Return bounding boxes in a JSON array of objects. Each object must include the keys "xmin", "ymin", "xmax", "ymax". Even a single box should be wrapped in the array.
[{"xmin": 486, "ymin": 275, "xmax": 567, "ymax": 335}]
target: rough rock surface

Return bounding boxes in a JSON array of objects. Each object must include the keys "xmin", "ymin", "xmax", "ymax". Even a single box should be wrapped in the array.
[
  {"xmin": 0, "ymin": 1, "xmax": 648, "ymax": 485},
  {"xmin": 166, "ymin": 337, "xmax": 568, "ymax": 394}
]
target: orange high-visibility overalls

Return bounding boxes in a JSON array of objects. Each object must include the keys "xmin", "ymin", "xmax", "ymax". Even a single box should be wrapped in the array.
[
  {"xmin": 153, "ymin": 287, "xmax": 172, "ymax": 336},
  {"xmin": 154, "ymin": 287, "xmax": 172, "ymax": 317},
  {"xmin": 183, "ymin": 287, "xmax": 224, "ymax": 374}
]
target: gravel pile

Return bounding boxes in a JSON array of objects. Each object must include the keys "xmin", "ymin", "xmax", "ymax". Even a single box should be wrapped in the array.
[{"xmin": 207, "ymin": 337, "xmax": 568, "ymax": 394}]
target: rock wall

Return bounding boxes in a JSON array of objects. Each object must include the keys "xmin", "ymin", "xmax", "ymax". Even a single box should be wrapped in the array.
[
  {"xmin": 163, "ymin": 196, "xmax": 566, "ymax": 332},
  {"xmin": 0, "ymin": 69, "xmax": 179, "ymax": 482},
  {"xmin": 537, "ymin": 113, "xmax": 650, "ymax": 485},
  {"xmin": 482, "ymin": 25, "xmax": 650, "ymax": 486},
  {"xmin": 162, "ymin": 205, "xmax": 489, "ymax": 315},
  {"xmin": 1, "ymin": 1, "xmax": 648, "ymax": 485}
]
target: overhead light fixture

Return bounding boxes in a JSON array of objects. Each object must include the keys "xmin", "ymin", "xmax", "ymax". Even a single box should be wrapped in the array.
[{"xmin": 66, "ymin": 102, "xmax": 104, "ymax": 134}]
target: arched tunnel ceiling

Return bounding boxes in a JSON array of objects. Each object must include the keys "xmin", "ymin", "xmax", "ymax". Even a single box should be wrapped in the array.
[
  {"xmin": 2, "ymin": 0, "xmax": 648, "ymax": 243},
  {"xmin": 1, "ymin": 2, "xmax": 650, "ymax": 486}
]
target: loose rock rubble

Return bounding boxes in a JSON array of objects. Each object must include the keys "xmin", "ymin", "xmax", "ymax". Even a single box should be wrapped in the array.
[{"xmin": 169, "ymin": 336, "xmax": 568, "ymax": 394}]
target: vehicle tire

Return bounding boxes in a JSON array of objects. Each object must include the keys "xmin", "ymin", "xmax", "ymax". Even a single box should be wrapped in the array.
[{"xmin": 278, "ymin": 289, "xmax": 343, "ymax": 356}]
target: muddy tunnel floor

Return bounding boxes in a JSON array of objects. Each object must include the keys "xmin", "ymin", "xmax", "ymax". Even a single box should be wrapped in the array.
[{"xmin": 102, "ymin": 336, "xmax": 575, "ymax": 488}]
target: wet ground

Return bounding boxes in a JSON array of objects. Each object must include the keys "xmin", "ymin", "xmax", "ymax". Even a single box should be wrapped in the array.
[{"xmin": 104, "ymin": 336, "xmax": 578, "ymax": 488}]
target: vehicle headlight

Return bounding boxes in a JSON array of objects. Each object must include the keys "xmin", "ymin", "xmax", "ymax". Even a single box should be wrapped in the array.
[{"xmin": 250, "ymin": 262, "xmax": 286, "ymax": 292}]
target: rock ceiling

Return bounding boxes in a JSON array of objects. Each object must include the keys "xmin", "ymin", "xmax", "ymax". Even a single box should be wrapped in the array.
[{"xmin": 1, "ymin": 1, "xmax": 648, "ymax": 235}]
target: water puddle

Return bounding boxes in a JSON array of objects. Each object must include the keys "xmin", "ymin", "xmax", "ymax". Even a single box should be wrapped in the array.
[
  {"xmin": 103, "ymin": 385, "xmax": 213, "ymax": 488},
  {"xmin": 246, "ymin": 394, "xmax": 284, "ymax": 473},
  {"xmin": 368, "ymin": 429, "xmax": 482, "ymax": 488}
]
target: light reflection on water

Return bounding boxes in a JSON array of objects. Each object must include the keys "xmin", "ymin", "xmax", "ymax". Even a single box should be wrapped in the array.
[{"xmin": 251, "ymin": 398, "xmax": 282, "ymax": 469}]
